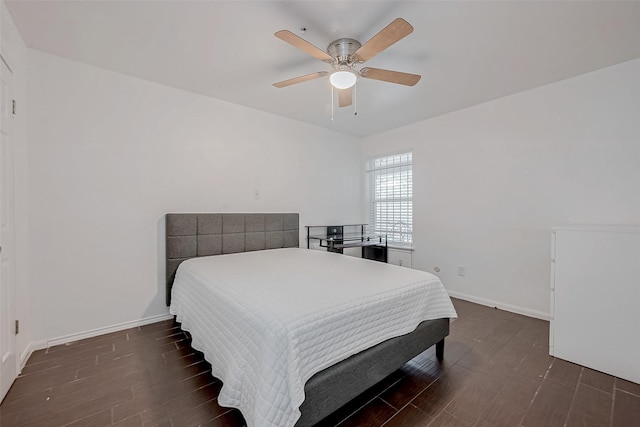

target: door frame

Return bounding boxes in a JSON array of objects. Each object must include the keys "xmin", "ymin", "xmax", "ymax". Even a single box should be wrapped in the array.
[{"xmin": 0, "ymin": 52, "xmax": 17, "ymax": 402}]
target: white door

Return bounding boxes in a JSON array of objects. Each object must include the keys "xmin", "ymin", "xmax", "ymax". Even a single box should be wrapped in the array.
[{"xmin": 0, "ymin": 55, "xmax": 16, "ymax": 402}]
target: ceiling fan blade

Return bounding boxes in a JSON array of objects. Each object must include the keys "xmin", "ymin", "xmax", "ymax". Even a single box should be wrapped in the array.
[
  {"xmin": 275, "ymin": 30, "xmax": 334, "ymax": 62},
  {"xmin": 338, "ymin": 87, "xmax": 353, "ymax": 107},
  {"xmin": 360, "ymin": 67, "xmax": 421, "ymax": 86},
  {"xmin": 353, "ymin": 18, "xmax": 413, "ymax": 63},
  {"xmin": 273, "ymin": 71, "xmax": 329, "ymax": 88}
]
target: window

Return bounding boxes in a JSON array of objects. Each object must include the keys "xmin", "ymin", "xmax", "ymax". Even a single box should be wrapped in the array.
[{"xmin": 365, "ymin": 151, "xmax": 413, "ymax": 247}]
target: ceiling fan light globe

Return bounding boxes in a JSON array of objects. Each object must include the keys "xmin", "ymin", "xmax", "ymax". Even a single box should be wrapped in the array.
[{"xmin": 330, "ymin": 70, "xmax": 357, "ymax": 89}]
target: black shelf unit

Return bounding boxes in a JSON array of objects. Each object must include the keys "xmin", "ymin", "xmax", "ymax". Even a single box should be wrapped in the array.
[{"xmin": 306, "ymin": 224, "xmax": 388, "ymax": 263}]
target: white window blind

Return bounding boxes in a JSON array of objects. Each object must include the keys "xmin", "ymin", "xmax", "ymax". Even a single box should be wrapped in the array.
[{"xmin": 366, "ymin": 151, "xmax": 413, "ymax": 246}]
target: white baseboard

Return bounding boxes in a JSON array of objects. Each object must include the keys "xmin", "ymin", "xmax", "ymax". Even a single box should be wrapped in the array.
[
  {"xmin": 20, "ymin": 340, "xmax": 47, "ymax": 371},
  {"xmin": 447, "ymin": 290, "xmax": 551, "ymax": 321},
  {"xmin": 19, "ymin": 313, "xmax": 174, "ymax": 370},
  {"xmin": 47, "ymin": 313, "xmax": 174, "ymax": 347}
]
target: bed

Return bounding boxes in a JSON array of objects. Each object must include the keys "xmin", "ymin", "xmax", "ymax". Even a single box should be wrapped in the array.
[{"xmin": 165, "ymin": 213, "xmax": 457, "ymax": 427}]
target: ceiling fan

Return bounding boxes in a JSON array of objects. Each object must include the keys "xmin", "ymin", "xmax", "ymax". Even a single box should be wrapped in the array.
[{"xmin": 273, "ymin": 18, "xmax": 421, "ymax": 108}]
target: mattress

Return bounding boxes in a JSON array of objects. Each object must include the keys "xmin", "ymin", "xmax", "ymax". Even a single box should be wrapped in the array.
[{"xmin": 169, "ymin": 248, "xmax": 457, "ymax": 427}]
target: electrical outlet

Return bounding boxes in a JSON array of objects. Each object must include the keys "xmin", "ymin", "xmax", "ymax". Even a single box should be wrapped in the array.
[
  {"xmin": 253, "ymin": 189, "xmax": 260, "ymax": 200},
  {"xmin": 457, "ymin": 265, "xmax": 465, "ymax": 276}
]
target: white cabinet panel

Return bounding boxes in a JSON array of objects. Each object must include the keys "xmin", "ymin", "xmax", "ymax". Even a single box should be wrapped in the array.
[{"xmin": 550, "ymin": 226, "xmax": 640, "ymax": 383}]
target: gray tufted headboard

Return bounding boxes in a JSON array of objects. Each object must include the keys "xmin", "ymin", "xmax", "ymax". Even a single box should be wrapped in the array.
[{"xmin": 165, "ymin": 213, "xmax": 299, "ymax": 305}]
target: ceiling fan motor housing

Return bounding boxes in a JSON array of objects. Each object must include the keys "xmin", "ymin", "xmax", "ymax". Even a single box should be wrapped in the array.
[{"xmin": 327, "ymin": 38, "xmax": 361, "ymax": 65}]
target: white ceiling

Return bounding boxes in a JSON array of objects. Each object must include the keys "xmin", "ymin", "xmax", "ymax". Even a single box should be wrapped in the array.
[{"xmin": 6, "ymin": 1, "xmax": 640, "ymax": 137}]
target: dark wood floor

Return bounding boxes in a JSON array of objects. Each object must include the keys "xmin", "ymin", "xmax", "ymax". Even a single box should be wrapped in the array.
[{"xmin": 2, "ymin": 298, "xmax": 639, "ymax": 427}]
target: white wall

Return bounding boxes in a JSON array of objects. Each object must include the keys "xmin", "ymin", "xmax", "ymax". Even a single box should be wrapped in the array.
[
  {"xmin": 20, "ymin": 31, "xmax": 640, "ymax": 347},
  {"xmin": 27, "ymin": 50, "xmax": 363, "ymax": 343},
  {"xmin": 362, "ymin": 59, "xmax": 640, "ymax": 318},
  {"xmin": 1, "ymin": 1, "xmax": 30, "ymax": 365}
]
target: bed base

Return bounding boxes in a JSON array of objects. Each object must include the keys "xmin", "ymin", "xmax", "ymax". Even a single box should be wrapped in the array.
[{"xmin": 297, "ymin": 318, "xmax": 449, "ymax": 426}]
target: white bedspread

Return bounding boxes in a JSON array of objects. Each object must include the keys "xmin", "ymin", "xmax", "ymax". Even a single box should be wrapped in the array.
[{"xmin": 169, "ymin": 248, "xmax": 457, "ymax": 427}]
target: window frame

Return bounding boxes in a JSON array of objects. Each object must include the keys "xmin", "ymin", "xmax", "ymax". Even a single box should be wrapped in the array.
[{"xmin": 365, "ymin": 150, "xmax": 413, "ymax": 249}]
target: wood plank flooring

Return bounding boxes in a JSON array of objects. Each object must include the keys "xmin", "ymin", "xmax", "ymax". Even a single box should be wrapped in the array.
[{"xmin": 2, "ymin": 298, "xmax": 639, "ymax": 427}]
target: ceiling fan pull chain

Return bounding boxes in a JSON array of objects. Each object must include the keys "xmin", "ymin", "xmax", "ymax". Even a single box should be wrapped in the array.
[{"xmin": 354, "ymin": 81, "xmax": 358, "ymax": 116}]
